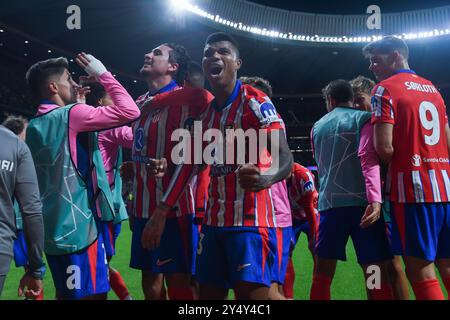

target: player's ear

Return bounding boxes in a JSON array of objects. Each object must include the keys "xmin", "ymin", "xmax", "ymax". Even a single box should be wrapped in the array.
[
  {"xmin": 47, "ymin": 80, "xmax": 58, "ymax": 95},
  {"xmin": 168, "ymin": 62, "xmax": 179, "ymax": 74},
  {"xmin": 235, "ymin": 58, "xmax": 242, "ymax": 71},
  {"xmin": 392, "ymin": 50, "xmax": 404, "ymax": 65}
]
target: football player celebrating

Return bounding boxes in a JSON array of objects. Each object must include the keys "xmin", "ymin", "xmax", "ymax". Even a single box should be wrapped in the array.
[
  {"xmin": 365, "ymin": 36, "xmax": 450, "ymax": 300},
  {"xmin": 132, "ymin": 43, "xmax": 213, "ymax": 300},
  {"xmin": 142, "ymin": 32, "xmax": 293, "ymax": 300}
]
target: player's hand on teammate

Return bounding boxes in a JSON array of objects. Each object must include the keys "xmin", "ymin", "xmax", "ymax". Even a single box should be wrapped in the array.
[
  {"xmin": 141, "ymin": 203, "xmax": 170, "ymax": 250},
  {"xmin": 236, "ymin": 164, "xmax": 269, "ymax": 192},
  {"xmin": 18, "ymin": 273, "xmax": 43, "ymax": 300},
  {"xmin": 75, "ymin": 52, "xmax": 108, "ymax": 79},
  {"xmin": 120, "ymin": 161, "xmax": 135, "ymax": 181},
  {"xmin": 360, "ymin": 202, "xmax": 381, "ymax": 228},
  {"xmin": 146, "ymin": 158, "xmax": 167, "ymax": 178}
]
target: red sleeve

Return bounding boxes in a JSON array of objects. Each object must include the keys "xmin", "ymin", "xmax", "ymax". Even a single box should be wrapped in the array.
[
  {"xmin": 195, "ymin": 166, "xmax": 210, "ymax": 218},
  {"xmin": 243, "ymin": 88, "xmax": 284, "ymax": 131},
  {"xmin": 161, "ymin": 97, "xmax": 213, "ymax": 208},
  {"xmin": 371, "ymin": 85, "xmax": 395, "ymax": 125},
  {"xmin": 296, "ymin": 169, "xmax": 318, "ymax": 241},
  {"xmin": 161, "ymin": 163, "xmax": 198, "ymax": 207}
]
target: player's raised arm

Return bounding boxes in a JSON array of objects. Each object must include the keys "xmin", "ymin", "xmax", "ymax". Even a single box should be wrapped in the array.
[{"xmin": 71, "ymin": 53, "xmax": 141, "ymax": 132}]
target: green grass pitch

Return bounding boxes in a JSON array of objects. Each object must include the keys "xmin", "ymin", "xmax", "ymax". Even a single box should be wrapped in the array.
[{"xmin": 1, "ymin": 221, "xmax": 446, "ymax": 300}]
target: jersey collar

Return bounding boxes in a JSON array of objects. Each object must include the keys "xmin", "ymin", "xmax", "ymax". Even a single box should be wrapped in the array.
[
  {"xmin": 148, "ymin": 80, "xmax": 178, "ymax": 97},
  {"xmin": 211, "ymin": 80, "xmax": 242, "ymax": 112},
  {"xmin": 395, "ymin": 69, "xmax": 416, "ymax": 74},
  {"xmin": 40, "ymin": 99, "xmax": 59, "ymax": 106}
]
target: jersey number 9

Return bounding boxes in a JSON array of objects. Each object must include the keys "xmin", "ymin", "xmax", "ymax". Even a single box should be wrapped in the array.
[{"xmin": 419, "ymin": 101, "xmax": 440, "ymax": 146}]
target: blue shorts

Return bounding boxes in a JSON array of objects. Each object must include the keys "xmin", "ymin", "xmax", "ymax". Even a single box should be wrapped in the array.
[
  {"xmin": 271, "ymin": 227, "xmax": 292, "ymax": 284},
  {"xmin": 290, "ymin": 216, "xmax": 317, "ymax": 252},
  {"xmin": 316, "ymin": 206, "xmax": 392, "ymax": 265},
  {"xmin": 382, "ymin": 201, "xmax": 402, "ymax": 256},
  {"xmin": 46, "ymin": 233, "xmax": 110, "ymax": 300},
  {"xmin": 130, "ymin": 215, "xmax": 198, "ymax": 274},
  {"xmin": 13, "ymin": 230, "xmax": 28, "ymax": 268},
  {"xmin": 391, "ymin": 202, "xmax": 450, "ymax": 261},
  {"xmin": 100, "ymin": 222, "xmax": 122, "ymax": 259},
  {"xmin": 385, "ymin": 221, "xmax": 403, "ymax": 256},
  {"xmin": 196, "ymin": 225, "xmax": 277, "ymax": 288}
]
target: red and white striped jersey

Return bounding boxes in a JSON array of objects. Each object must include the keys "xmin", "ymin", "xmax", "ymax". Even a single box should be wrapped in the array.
[
  {"xmin": 287, "ymin": 163, "xmax": 318, "ymax": 221},
  {"xmin": 371, "ymin": 71, "xmax": 450, "ymax": 203},
  {"xmin": 162, "ymin": 81, "xmax": 286, "ymax": 227},
  {"xmin": 162, "ymin": 81, "xmax": 285, "ymax": 227},
  {"xmin": 132, "ymin": 86, "xmax": 213, "ymax": 218},
  {"xmin": 205, "ymin": 82, "xmax": 284, "ymax": 227}
]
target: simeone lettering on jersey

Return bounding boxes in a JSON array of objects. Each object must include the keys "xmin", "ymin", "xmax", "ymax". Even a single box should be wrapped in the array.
[{"xmin": 170, "ymin": 121, "xmax": 280, "ymax": 175}]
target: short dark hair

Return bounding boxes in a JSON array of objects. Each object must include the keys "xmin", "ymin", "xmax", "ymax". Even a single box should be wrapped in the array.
[
  {"xmin": 205, "ymin": 32, "xmax": 240, "ymax": 57},
  {"xmin": 2, "ymin": 115, "xmax": 28, "ymax": 135},
  {"xmin": 164, "ymin": 43, "xmax": 191, "ymax": 85},
  {"xmin": 186, "ymin": 61, "xmax": 203, "ymax": 78},
  {"xmin": 184, "ymin": 61, "xmax": 205, "ymax": 88},
  {"xmin": 84, "ymin": 82, "xmax": 107, "ymax": 107},
  {"xmin": 363, "ymin": 36, "xmax": 409, "ymax": 60},
  {"xmin": 25, "ymin": 57, "xmax": 69, "ymax": 100},
  {"xmin": 240, "ymin": 76, "xmax": 273, "ymax": 98},
  {"xmin": 322, "ymin": 79, "xmax": 354, "ymax": 105},
  {"xmin": 349, "ymin": 76, "xmax": 376, "ymax": 96}
]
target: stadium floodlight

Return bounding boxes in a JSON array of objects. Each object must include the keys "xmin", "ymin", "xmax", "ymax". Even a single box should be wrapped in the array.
[
  {"xmin": 170, "ymin": 0, "xmax": 190, "ymax": 11},
  {"xmin": 168, "ymin": 0, "xmax": 450, "ymax": 44}
]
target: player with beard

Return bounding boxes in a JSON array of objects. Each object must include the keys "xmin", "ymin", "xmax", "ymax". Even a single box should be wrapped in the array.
[
  {"xmin": 131, "ymin": 43, "xmax": 213, "ymax": 300},
  {"xmin": 142, "ymin": 32, "xmax": 293, "ymax": 300}
]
